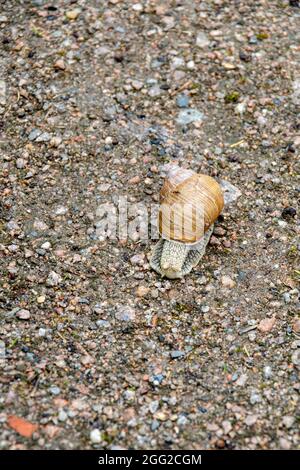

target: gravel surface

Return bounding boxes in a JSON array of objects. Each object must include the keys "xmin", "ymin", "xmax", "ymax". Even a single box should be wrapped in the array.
[{"xmin": 0, "ymin": 0, "xmax": 299, "ymax": 450}]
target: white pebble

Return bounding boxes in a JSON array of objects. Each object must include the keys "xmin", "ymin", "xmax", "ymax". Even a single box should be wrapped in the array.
[
  {"xmin": 16, "ymin": 309, "xmax": 31, "ymax": 320},
  {"xmin": 263, "ymin": 366, "xmax": 272, "ymax": 379},
  {"xmin": 187, "ymin": 60, "xmax": 195, "ymax": 69},
  {"xmin": 171, "ymin": 57, "xmax": 185, "ymax": 70},
  {"xmin": 196, "ymin": 32, "xmax": 210, "ymax": 48},
  {"xmin": 46, "ymin": 271, "xmax": 62, "ymax": 287},
  {"xmin": 278, "ymin": 220, "xmax": 287, "ymax": 228},
  {"xmin": 54, "ymin": 206, "xmax": 68, "ymax": 216},
  {"xmin": 90, "ymin": 428, "xmax": 102, "ymax": 444},
  {"xmin": 41, "ymin": 242, "xmax": 51, "ymax": 250},
  {"xmin": 16, "ymin": 158, "xmax": 26, "ymax": 169},
  {"xmin": 201, "ymin": 305, "xmax": 210, "ymax": 313},
  {"xmin": 58, "ymin": 410, "xmax": 68, "ymax": 422}
]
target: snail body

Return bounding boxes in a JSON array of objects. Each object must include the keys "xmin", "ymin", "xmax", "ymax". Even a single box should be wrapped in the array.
[{"xmin": 150, "ymin": 165, "xmax": 235, "ymax": 279}]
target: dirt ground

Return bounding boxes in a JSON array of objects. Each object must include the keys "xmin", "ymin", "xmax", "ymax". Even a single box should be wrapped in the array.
[{"xmin": 0, "ymin": 0, "xmax": 299, "ymax": 450}]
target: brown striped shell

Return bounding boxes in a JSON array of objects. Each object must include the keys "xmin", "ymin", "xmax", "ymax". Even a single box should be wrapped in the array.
[{"xmin": 158, "ymin": 167, "xmax": 224, "ymax": 244}]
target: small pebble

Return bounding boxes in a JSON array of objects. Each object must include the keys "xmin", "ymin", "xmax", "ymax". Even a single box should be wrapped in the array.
[
  {"xmin": 130, "ymin": 253, "xmax": 145, "ymax": 265},
  {"xmin": 151, "ymin": 420, "xmax": 160, "ymax": 431},
  {"xmin": 171, "ymin": 57, "xmax": 185, "ymax": 70},
  {"xmin": 292, "ymin": 319, "xmax": 300, "ymax": 333},
  {"xmin": 263, "ymin": 366, "xmax": 272, "ymax": 379},
  {"xmin": 38, "ymin": 328, "xmax": 47, "ymax": 337},
  {"xmin": 132, "ymin": 80, "xmax": 143, "ymax": 91},
  {"xmin": 248, "ymin": 331, "xmax": 256, "ymax": 342},
  {"xmin": 177, "ymin": 415, "xmax": 188, "ymax": 426},
  {"xmin": 282, "ymin": 207, "xmax": 296, "ymax": 219},
  {"xmin": 41, "ymin": 242, "xmax": 51, "ymax": 250},
  {"xmin": 282, "ymin": 416, "xmax": 294, "ymax": 429},
  {"xmin": 257, "ymin": 316, "xmax": 276, "ymax": 333},
  {"xmin": 123, "ymin": 390, "xmax": 135, "ymax": 401},
  {"xmin": 16, "ymin": 158, "xmax": 26, "ymax": 169},
  {"xmin": 136, "ymin": 286, "xmax": 149, "ymax": 297},
  {"xmin": 250, "ymin": 391, "xmax": 262, "ymax": 405},
  {"xmin": 33, "ymin": 220, "xmax": 49, "ymax": 231},
  {"xmin": 36, "ymin": 132, "xmax": 51, "ymax": 142},
  {"xmin": 222, "ymin": 420, "xmax": 232, "ymax": 434},
  {"xmin": 221, "ymin": 275, "xmax": 236, "ymax": 288},
  {"xmin": 176, "ymin": 94, "xmax": 189, "ymax": 108},
  {"xmin": 215, "ymin": 439, "xmax": 225, "ymax": 449},
  {"xmin": 66, "ymin": 9, "xmax": 81, "ymax": 20},
  {"xmin": 176, "ymin": 109, "xmax": 204, "ymax": 125},
  {"xmin": 151, "ymin": 374, "xmax": 164, "ymax": 386},
  {"xmin": 201, "ymin": 305, "xmax": 210, "ymax": 313},
  {"xmin": 115, "ymin": 305, "xmax": 136, "ymax": 322},
  {"xmin": 187, "ymin": 60, "xmax": 195, "ymax": 69},
  {"xmin": 54, "ymin": 206, "xmax": 68, "ymax": 216},
  {"xmin": 49, "ymin": 386, "xmax": 60, "ymax": 396},
  {"xmin": 197, "ymin": 275, "xmax": 208, "ymax": 285},
  {"xmin": 291, "ymin": 350, "xmax": 300, "ymax": 367},
  {"xmin": 58, "ymin": 410, "xmax": 68, "ymax": 422},
  {"xmin": 213, "ymin": 226, "xmax": 226, "ymax": 236},
  {"xmin": 16, "ymin": 309, "xmax": 31, "ymax": 320},
  {"xmin": 170, "ymin": 350, "xmax": 185, "ymax": 359},
  {"xmin": 196, "ymin": 32, "xmax": 210, "ymax": 48},
  {"xmin": 245, "ymin": 414, "xmax": 258, "ymax": 426},
  {"xmin": 46, "ymin": 271, "xmax": 62, "ymax": 287},
  {"xmin": 90, "ymin": 428, "xmax": 102, "ymax": 444},
  {"xmin": 148, "ymin": 86, "xmax": 163, "ymax": 98},
  {"xmin": 149, "ymin": 400, "xmax": 159, "ymax": 414},
  {"xmin": 28, "ymin": 129, "xmax": 41, "ymax": 141},
  {"xmin": 96, "ymin": 320, "xmax": 110, "ymax": 329},
  {"xmin": 54, "ymin": 59, "xmax": 66, "ymax": 70},
  {"xmin": 129, "ymin": 175, "xmax": 140, "ymax": 185},
  {"xmin": 235, "ymin": 374, "xmax": 248, "ymax": 387}
]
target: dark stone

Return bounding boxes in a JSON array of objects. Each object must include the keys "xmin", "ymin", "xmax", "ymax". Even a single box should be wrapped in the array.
[
  {"xmin": 286, "ymin": 143, "xmax": 295, "ymax": 153},
  {"xmin": 150, "ymin": 138, "xmax": 162, "ymax": 145},
  {"xmin": 114, "ymin": 52, "xmax": 124, "ymax": 63},
  {"xmin": 239, "ymin": 51, "xmax": 251, "ymax": 62},
  {"xmin": 198, "ymin": 406, "xmax": 208, "ymax": 414},
  {"xmin": 282, "ymin": 207, "xmax": 296, "ymax": 219}
]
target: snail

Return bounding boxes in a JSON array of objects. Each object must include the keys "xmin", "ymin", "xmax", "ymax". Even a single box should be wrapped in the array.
[{"xmin": 150, "ymin": 164, "xmax": 240, "ymax": 279}]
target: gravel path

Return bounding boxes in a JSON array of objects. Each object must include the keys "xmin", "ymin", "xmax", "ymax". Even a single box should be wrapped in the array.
[{"xmin": 0, "ymin": 0, "xmax": 299, "ymax": 450}]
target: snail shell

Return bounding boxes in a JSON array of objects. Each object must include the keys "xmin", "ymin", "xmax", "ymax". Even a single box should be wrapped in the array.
[{"xmin": 158, "ymin": 166, "xmax": 224, "ymax": 244}]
